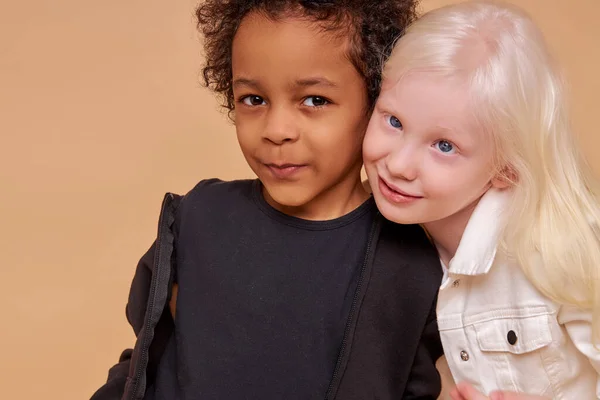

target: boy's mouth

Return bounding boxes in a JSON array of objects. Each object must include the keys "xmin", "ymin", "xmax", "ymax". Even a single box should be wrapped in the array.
[{"xmin": 264, "ymin": 163, "xmax": 308, "ymax": 179}]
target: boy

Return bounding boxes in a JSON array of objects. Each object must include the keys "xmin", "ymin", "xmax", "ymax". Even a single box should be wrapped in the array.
[{"xmin": 92, "ymin": 1, "xmax": 443, "ymax": 399}]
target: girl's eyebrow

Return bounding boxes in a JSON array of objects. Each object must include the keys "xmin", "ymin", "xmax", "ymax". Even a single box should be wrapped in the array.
[
  {"xmin": 375, "ymin": 99, "xmax": 400, "ymax": 115},
  {"xmin": 428, "ymin": 125, "xmax": 471, "ymax": 146},
  {"xmin": 433, "ymin": 125, "xmax": 456, "ymax": 135}
]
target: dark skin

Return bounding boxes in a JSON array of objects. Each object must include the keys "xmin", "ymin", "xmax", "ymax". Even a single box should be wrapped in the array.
[
  {"xmin": 171, "ymin": 11, "xmax": 371, "ymax": 316},
  {"xmin": 232, "ymin": 11, "xmax": 369, "ymax": 221}
]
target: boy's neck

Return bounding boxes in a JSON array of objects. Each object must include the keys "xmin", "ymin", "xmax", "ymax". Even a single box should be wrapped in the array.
[
  {"xmin": 263, "ymin": 174, "xmax": 369, "ymax": 221},
  {"xmin": 422, "ymin": 199, "xmax": 480, "ymax": 267}
]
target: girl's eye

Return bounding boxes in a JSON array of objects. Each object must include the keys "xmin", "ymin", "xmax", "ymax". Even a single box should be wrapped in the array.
[
  {"xmin": 386, "ymin": 115, "xmax": 403, "ymax": 129},
  {"xmin": 302, "ymin": 96, "xmax": 329, "ymax": 107},
  {"xmin": 434, "ymin": 140, "xmax": 456, "ymax": 154},
  {"xmin": 242, "ymin": 95, "xmax": 266, "ymax": 106}
]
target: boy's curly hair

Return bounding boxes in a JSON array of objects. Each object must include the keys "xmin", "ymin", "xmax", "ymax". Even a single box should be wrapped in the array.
[{"xmin": 196, "ymin": 0, "xmax": 418, "ymax": 116}]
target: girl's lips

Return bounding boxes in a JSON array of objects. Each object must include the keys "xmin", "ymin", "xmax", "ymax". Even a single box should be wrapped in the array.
[{"xmin": 378, "ymin": 177, "xmax": 422, "ymax": 204}]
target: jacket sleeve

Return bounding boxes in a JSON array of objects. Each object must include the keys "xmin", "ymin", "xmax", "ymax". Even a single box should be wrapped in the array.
[
  {"xmin": 557, "ymin": 304, "xmax": 600, "ymax": 398},
  {"xmin": 90, "ymin": 242, "xmax": 157, "ymax": 400},
  {"xmin": 402, "ymin": 300, "xmax": 444, "ymax": 399}
]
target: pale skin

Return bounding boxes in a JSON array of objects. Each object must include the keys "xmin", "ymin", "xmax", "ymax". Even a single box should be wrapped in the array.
[
  {"xmin": 362, "ymin": 73, "xmax": 549, "ymax": 400},
  {"xmin": 451, "ymin": 382, "xmax": 550, "ymax": 400},
  {"xmin": 363, "ymin": 73, "xmax": 505, "ymax": 266}
]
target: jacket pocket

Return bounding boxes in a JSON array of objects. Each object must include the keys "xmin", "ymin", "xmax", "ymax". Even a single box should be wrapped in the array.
[
  {"xmin": 473, "ymin": 312, "xmax": 553, "ymax": 354},
  {"xmin": 471, "ymin": 310, "xmax": 555, "ymax": 397}
]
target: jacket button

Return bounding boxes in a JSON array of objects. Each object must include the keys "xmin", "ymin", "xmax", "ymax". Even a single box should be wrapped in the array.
[
  {"xmin": 452, "ymin": 279, "xmax": 460, "ymax": 288},
  {"xmin": 507, "ymin": 330, "xmax": 518, "ymax": 345},
  {"xmin": 460, "ymin": 350, "xmax": 469, "ymax": 361}
]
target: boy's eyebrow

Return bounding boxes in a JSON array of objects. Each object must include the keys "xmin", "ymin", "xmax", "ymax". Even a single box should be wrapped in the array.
[
  {"xmin": 232, "ymin": 77, "xmax": 339, "ymax": 90},
  {"xmin": 294, "ymin": 77, "xmax": 338, "ymax": 88},
  {"xmin": 232, "ymin": 77, "xmax": 261, "ymax": 90}
]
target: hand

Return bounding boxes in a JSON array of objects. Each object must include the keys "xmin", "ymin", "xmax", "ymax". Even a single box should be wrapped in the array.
[
  {"xmin": 450, "ymin": 382, "xmax": 551, "ymax": 400},
  {"xmin": 450, "ymin": 382, "xmax": 488, "ymax": 400}
]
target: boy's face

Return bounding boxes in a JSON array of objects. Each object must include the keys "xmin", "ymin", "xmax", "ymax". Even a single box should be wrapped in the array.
[{"xmin": 232, "ymin": 11, "xmax": 369, "ymax": 220}]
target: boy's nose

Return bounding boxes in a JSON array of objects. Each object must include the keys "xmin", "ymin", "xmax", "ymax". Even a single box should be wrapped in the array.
[{"xmin": 262, "ymin": 107, "xmax": 300, "ymax": 145}]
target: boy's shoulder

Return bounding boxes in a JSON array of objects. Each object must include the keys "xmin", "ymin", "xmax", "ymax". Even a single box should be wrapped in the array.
[
  {"xmin": 181, "ymin": 177, "xmax": 256, "ymax": 204},
  {"xmin": 169, "ymin": 178, "xmax": 259, "ymax": 224}
]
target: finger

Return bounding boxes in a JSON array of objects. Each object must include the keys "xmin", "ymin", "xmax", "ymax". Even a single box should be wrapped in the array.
[
  {"xmin": 455, "ymin": 382, "xmax": 490, "ymax": 400},
  {"xmin": 450, "ymin": 388, "xmax": 467, "ymax": 400},
  {"xmin": 490, "ymin": 391, "xmax": 549, "ymax": 400},
  {"xmin": 489, "ymin": 392, "xmax": 504, "ymax": 400}
]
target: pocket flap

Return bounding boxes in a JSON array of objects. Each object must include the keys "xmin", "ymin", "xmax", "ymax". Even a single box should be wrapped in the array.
[{"xmin": 474, "ymin": 314, "xmax": 552, "ymax": 354}]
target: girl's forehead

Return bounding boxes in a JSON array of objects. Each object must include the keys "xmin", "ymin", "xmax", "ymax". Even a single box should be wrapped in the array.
[
  {"xmin": 383, "ymin": 73, "xmax": 469, "ymax": 111},
  {"xmin": 380, "ymin": 72, "xmax": 484, "ymax": 137}
]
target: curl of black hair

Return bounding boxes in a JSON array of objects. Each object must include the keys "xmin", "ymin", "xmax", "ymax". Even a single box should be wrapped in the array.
[{"xmin": 196, "ymin": 0, "xmax": 418, "ymax": 118}]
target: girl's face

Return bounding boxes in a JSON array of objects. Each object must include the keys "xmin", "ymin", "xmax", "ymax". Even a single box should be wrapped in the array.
[{"xmin": 363, "ymin": 72, "xmax": 505, "ymax": 228}]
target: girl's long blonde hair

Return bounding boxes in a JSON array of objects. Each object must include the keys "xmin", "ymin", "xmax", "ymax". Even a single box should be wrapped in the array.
[{"xmin": 385, "ymin": 0, "xmax": 600, "ymax": 340}]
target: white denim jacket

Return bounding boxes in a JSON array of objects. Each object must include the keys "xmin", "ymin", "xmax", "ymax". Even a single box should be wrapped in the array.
[{"xmin": 435, "ymin": 189, "xmax": 600, "ymax": 399}]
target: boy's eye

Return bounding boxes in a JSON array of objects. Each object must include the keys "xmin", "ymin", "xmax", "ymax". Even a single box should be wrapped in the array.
[
  {"xmin": 302, "ymin": 96, "xmax": 329, "ymax": 107},
  {"xmin": 242, "ymin": 95, "xmax": 266, "ymax": 106},
  {"xmin": 386, "ymin": 115, "xmax": 403, "ymax": 129},
  {"xmin": 434, "ymin": 140, "xmax": 456, "ymax": 154}
]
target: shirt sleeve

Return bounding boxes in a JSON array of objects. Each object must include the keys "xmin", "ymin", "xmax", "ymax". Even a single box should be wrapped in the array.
[
  {"xmin": 403, "ymin": 301, "xmax": 445, "ymax": 399},
  {"xmin": 557, "ymin": 305, "xmax": 600, "ymax": 398},
  {"xmin": 90, "ymin": 242, "xmax": 156, "ymax": 400}
]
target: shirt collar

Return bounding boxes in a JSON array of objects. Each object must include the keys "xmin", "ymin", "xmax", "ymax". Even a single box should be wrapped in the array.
[{"xmin": 447, "ymin": 188, "xmax": 510, "ymax": 276}]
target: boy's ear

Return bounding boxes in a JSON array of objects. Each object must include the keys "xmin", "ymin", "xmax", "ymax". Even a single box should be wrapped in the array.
[{"xmin": 491, "ymin": 165, "xmax": 517, "ymax": 189}]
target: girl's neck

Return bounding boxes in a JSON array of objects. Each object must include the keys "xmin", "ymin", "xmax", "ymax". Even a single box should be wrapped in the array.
[{"xmin": 423, "ymin": 200, "xmax": 480, "ymax": 267}]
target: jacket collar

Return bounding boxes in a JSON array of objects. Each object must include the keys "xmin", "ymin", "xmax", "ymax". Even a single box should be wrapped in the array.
[{"xmin": 447, "ymin": 188, "xmax": 510, "ymax": 276}]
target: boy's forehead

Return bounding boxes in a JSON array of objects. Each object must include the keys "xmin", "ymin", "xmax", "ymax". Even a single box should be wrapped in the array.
[
  {"xmin": 236, "ymin": 10, "xmax": 347, "ymax": 41},
  {"xmin": 232, "ymin": 13, "xmax": 356, "ymax": 85},
  {"xmin": 233, "ymin": 12, "xmax": 349, "ymax": 62}
]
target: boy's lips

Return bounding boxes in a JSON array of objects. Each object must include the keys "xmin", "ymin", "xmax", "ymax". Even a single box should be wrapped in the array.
[
  {"xmin": 378, "ymin": 176, "xmax": 422, "ymax": 204},
  {"xmin": 263, "ymin": 163, "xmax": 308, "ymax": 179}
]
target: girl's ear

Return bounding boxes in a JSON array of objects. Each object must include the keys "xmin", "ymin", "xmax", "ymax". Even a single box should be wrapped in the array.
[{"xmin": 491, "ymin": 165, "xmax": 517, "ymax": 189}]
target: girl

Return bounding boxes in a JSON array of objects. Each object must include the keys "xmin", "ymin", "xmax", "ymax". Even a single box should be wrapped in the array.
[{"xmin": 363, "ymin": 1, "xmax": 600, "ymax": 399}]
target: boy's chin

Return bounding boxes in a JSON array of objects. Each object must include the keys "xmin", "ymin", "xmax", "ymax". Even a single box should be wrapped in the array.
[{"xmin": 262, "ymin": 184, "xmax": 315, "ymax": 210}]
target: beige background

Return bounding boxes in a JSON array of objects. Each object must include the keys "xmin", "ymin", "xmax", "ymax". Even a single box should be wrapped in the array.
[{"xmin": 1, "ymin": 0, "xmax": 598, "ymax": 398}]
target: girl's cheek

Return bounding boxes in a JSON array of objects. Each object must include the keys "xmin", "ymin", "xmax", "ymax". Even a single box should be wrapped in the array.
[
  {"xmin": 362, "ymin": 141, "xmax": 382, "ymax": 164},
  {"xmin": 363, "ymin": 130, "xmax": 389, "ymax": 161}
]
